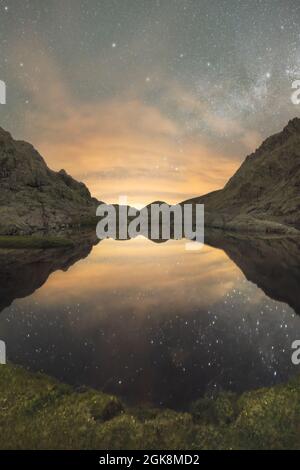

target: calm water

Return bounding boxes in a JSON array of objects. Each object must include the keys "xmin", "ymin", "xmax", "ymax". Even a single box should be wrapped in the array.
[{"xmin": 0, "ymin": 232, "xmax": 299, "ymax": 409}]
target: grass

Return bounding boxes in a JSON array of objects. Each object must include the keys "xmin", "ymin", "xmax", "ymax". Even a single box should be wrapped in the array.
[
  {"xmin": 71, "ymin": 215, "xmax": 99, "ymax": 228},
  {"xmin": 0, "ymin": 236, "xmax": 74, "ymax": 249},
  {"xmin": 0, "ymin": 364, "xmax": 299, "ymax": 450}
]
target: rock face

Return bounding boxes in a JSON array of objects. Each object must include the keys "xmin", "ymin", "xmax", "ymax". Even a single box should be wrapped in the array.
[
  {"xmin": 185, "ymin": 118, "xmax": 300, "ymax": 234},
  {"xmin": 0, "ymin": 230, "xmax": 99, "ymax": 312},
  {"xmin": 0, "ymin": 128, "xmax": 98, "ymax": 234},
  {"xmin": 205, "ymin": 230, "xmax": 300, "ymax": 315}
]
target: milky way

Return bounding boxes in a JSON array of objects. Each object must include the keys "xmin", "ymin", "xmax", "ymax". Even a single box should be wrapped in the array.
[{"xmin": 0, "ymin": 0, "xmax": 300, "ymax": 204}]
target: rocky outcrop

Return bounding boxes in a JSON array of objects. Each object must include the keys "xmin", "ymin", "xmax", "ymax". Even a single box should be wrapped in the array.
[
  {"xmin": 0, "ymin": 128, "xmax": 98, "ymax": 235},
  {"xmin": 0, "ymin": 230, "xmax": 99, "ymax": 312},
  {"xmin": 205, "ymin": 230, "xmax": 300, "ymax": 315},
  {"xmin": 184, "ymin": 118, "xmax": 300, "ymax": 234},
  {"xmin": 2, "ymin": 116, "xmax": 300, "ymax": 236}
]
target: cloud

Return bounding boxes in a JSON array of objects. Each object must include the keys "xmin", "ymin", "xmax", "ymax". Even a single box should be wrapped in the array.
[
  {"xmin": 12, "ymin": 43, "xmax": 251, "ymax": 205},
  {"xmin": 32, "ymin": 240, "xmax": 240, "ymax": 317},
  {"xmin": 157, "ymin": 81, "xmax": 263, "ymax": 151}
]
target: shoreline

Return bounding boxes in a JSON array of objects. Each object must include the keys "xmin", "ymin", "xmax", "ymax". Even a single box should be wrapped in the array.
[
  {"xmin": 0, "ymin": 235, "xmax": 74, "ymax": 249},
  {"xmin": 0, "ymin": 363, "xmax": 299, "ymax": 450}
]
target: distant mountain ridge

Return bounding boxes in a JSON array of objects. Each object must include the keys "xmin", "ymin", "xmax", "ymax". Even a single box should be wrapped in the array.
[
  {"xmin": 1, "ymin": 118, "xmax": 300, "ymax": 236},
  {"xmin": 0, "ymin": 128, "xmax": 98, "ymax": 235},
  {"xmin": 184, "ymin": 118, "xmax": 300, "ymax": 234}
]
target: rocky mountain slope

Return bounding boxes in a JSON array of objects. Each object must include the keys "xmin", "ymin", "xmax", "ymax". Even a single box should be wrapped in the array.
[
  {"xmin": 205, "ymin": 230, "xmax": 300, "ymax": 314},
  {"xmin": 0, "ymin": 231, "xmax": 98, "ymax": 312},
  {"xmin": 0, "ymin": 127, "xmax": 98, "ymax": 235},
  {"xmin": 185, "ymin": 118, "xmax": 300, "ymax": 234}
]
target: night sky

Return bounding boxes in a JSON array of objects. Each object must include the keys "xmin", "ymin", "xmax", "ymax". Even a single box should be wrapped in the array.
[{"xmin": 0, "ymin": 0, "xmax": 300, "ymax": 205}]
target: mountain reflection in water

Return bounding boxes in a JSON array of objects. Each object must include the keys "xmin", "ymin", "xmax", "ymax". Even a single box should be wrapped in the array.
[{"xmin": 0, "ymin": 230, "xmax": 299, "ymax": 409}]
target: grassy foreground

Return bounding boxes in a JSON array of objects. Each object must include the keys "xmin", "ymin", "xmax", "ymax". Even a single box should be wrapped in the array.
[
  {"xmin": 0, "ymin": 236, "xmax": 74, "ymax": 249},
  {"xmin": 0, "ymin": 365, "xmax": 299, "ymax": 450}
]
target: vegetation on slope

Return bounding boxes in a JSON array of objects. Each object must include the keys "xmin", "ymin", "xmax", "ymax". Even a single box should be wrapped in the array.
[
  {"xmin": 0, "ymin": 236, "xmax": 74, "ymax": 249},
  {"xmin": 0, "ymin": 364, "xmax": 299, "ymax": 450}
]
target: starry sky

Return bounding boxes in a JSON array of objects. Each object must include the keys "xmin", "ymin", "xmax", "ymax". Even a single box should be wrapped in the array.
[{"xmin": 1, "ymin": 0, "xmax": 300, "ymax": 205}]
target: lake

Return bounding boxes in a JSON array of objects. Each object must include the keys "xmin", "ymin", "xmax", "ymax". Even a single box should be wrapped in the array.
[{"xmin": 0, "ymin": 231, "xmax": 299, "ymax": 409}]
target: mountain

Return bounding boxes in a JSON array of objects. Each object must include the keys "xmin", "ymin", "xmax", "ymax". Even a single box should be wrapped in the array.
[
  {"xmin": 184, "ymin": 118, "xmax": 300, "ymax": 234},
  {"xmin": 2, "ymin": 118, "xmax": 300, "ymax": 236},
  {"xmin": 0, "ymin": 230, "xmax": 99, "ymax": 312},
  {"xmin": 0, "ymin": 128, "xmax": 98, "ymax": 235},
  {"xmin": 205, "ymin": 230, "xmax": 300, "ymax": 315}
]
